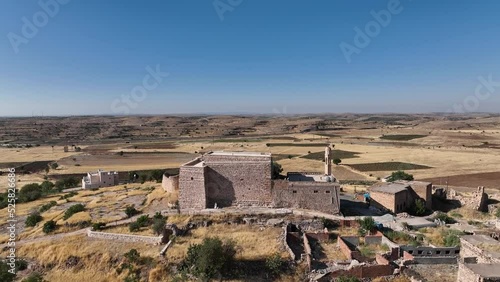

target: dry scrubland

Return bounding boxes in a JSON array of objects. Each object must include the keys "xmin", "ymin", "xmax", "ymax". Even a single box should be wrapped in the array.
[
  {"xmin": 2, "ymin": 114, "xmax": 500, "ymax": 191},
  {"xmin": 0, "ymin": 114, "xmax": 500, "ymax": 280}
]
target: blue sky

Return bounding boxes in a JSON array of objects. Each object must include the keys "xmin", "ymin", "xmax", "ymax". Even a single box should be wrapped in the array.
[{"xmin": 1, "ymin": 0, "xmax": 500, "ymax": 116}]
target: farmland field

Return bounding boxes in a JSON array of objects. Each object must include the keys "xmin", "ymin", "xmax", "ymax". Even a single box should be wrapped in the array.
[{"xmin": 347, "ymin": 162, "xmax": 432, "ymax": 172}]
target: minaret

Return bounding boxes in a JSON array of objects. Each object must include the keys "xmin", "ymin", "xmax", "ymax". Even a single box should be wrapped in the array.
[{"xmin": 325, "ymin": 145, "xmax": 332, "ymax": 175}]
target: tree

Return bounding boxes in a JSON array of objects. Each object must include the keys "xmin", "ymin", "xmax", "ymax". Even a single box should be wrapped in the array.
[
  {"xmin": 43, "ymin": 220, "xmax": 57, "ymax": 233},
  {"xmin": 357, "ymin": 217, "xmax": 376, "ymax": 236},
  {"xmin": 271, "ymin": 161, "xmax": 283, "ymax": 179},
  {"xmin": 411, "ymin": 199, "xmax": 426, "ymax": 216},
  {"xmin": 149, "ymin": 170, "xmax": 164, "ymax": 183},
  {"xmin": 386, "ymin": 170, "xmax": 414, "ymax": 182},
  {"xmin": 50, "ymin": 162, "xmax": 59, "ymax": 170},
  {"xmin": 333, "ymin": 158, "xmax": 342, "ymax": 165},
  {"xmin": 182, "ymin": 237, "xmax": 236, "ymax": 280},
  {"xmin": 152, "ymin": 217, "xmax": 166, "ymax": 236},
  {"xmin": 25, "ymin": 212, "xmax": 43, "ymax": 227}
]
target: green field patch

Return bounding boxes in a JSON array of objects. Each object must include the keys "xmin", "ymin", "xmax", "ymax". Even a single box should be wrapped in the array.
[
  {"xmin": 213, "ymin": 138, "xmax": 263, "ymax": 143},
  {"xmin": 348, "ymin": 162, "xmax": 431, "ymax": 171},
  {"xmin": 301, "ymin": 150, "xmax": 360, "ymax": 161},
  {"xmin": 379, "ymin": 135, "xmax": 427, "ymax": 141}
]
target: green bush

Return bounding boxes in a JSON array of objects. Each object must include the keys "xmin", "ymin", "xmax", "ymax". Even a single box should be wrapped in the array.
[
  {"xmin": 443, "ymin": 229, "xmax": 463, "ymax": 247},
  {"xmin": 0, "ymin": 261, "xmax": 16, "ymax": 282},
  {"xmin": 125, "ymin": 205, "xmax": 140, "ymax": 218},
  {"xmin": 39, "ymin": 201, "xmax": 57, "ymax": 213},
  {"xmin": 265, "ymin": 252, "xmax": 285, "ymax": 276},
  {"xmin": 63, "ymin": 204, "xmax": 85, "ymax": 220},
  {"xmin": 25, "ymin": 212, "xmax": 43, "ymax": 227},
  {"xmin": 136, "ymin": 215, "xmax": 151, "ymax": 227},
  {"xmin": 129, "ymin": 222, "xmax": 141, "ymax": 232},
  {"xmin": 357, "ymin": 217, "xmax": 376, "ymax": 236},
  {"xmin": 181, "ymin": 237, "xmax": 236, "ymax": 280},
  {"xmin": 43, "ymin": 220, "xmax": 57, "ymax": 233},
  {"xmin": 92, "ymin": 222, "xmax": 106, "ymax": 231}
]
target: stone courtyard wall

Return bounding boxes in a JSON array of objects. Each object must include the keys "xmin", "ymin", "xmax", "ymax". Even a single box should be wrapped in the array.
[{"xmin": 87, "ymin": 229, "xmax": 162, "ymax": 245}]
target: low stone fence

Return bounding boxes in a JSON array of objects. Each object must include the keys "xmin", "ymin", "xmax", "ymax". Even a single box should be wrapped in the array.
[{"xmin": 87, "ymin": 229, "xmax": 163, "ymax": 245}]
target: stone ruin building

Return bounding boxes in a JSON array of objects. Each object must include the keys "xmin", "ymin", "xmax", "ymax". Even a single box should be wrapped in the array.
[
  {"xmin": 366, "ymin": 180, "xmax": 433, "ymax": 213},
  {"xmin": 176, "ymin": 145, "xmax": 341, "ymax": 214},
  {"xmin": 458, "ymin": 235, "xmax": 500, "ymax": 282}
]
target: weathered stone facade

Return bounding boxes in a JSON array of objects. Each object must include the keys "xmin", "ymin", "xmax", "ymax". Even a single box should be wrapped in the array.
[{"xmin": 178, "ymin": 150, "xmax": 341, "ymax": 214}]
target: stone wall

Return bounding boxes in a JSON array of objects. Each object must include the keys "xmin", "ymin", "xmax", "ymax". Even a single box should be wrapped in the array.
[
  {"xmin": 460, "ymin": 236, "xmax": 500, "ymax": 264},
  {"xmin": 162, "ymin": 174, "xmax": 179, "ymax": 193},
  {"xmin": 87, "ymin": 229, "xmax": 162, "ymax": 245},
  {"xmin": 178, "ymin": 160, "xmax": 207, "ymax": 210},
  {"xmin": 204, "ymin": 160, "xmax": 273, "ymax": 208},
  {"xmin": 369, "ymin": 191, "xmax": 398, "ymax": 213},
  {"xmin": 272, "ymin": 180, "xmax": 341, "ymax": 214}
]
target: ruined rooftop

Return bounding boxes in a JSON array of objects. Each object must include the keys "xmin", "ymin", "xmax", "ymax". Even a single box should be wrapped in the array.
[
  {"xmin": 462, "ymin": 235, "xmax": 500, "ymax": 259},
  {"xmin": 369, "ymin": 183, "xmax": 409, "ymax": 194},
  {"xmin": 463, "ymin": 263, "xmax": 500, "ymax": 278}
]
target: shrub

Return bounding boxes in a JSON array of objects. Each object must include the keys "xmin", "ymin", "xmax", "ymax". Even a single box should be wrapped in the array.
[
  {"xmin": 125, "ymin": 205, "xmax": 140, "ymax": 218},
  {"xmin": 433, "ymin": 212, "xmax": 456, "ymax": 224},
  {"xmin": 43, "ymin": 220, "xmax": 57, "ymax": 233},
  {"xmin": 92, "ymin": 222, "xmax": 106, "ymax": 231},
  {"xmin": 0, "ymin": 261, "xmax": 16, "ymax": 282},
  {"xmin": 333, "ymin": 158, "xmax": 342, "ymax": 165},
  {"xmin": 63, "ymin": 204, "xmax": 85, "ymax": 220},
  {"xmin": 22, "ymin": 272, "xmax": 45, "ymax": 282},
  {"xmin": 265, "ymin": 252, "xmax": 285, "ymax": 276},
  {"xmin": 136, "ymin": 215, "xmax": 151, "ymax": 227},
  {"xmin": 25, "ymin": 212, "xmax": 43, "ymax": 227},
  {"xmin": 50, "ymin": 163, "xmax": 59, "ymax": 170},
  {"xmin": 39, "ymin": 201, "xmax": 57, "ymax": 213},
  {"xmin": 129, "ymin": 222, "xmax": 141, "ymax": 232},
  {"xmin": 443, "ymin": 229, "xmax": 462, "ymax": 247},
  {"xmin": 181, "ymin": 237, "xmax": 236, "ymax": 280},
  {"xmin": 125, "ymin": 249, "xmax": 141, "ymax": 263},
  {"xmin": 337, "ymin": 276, "xmax": 360, "ymax": 282}
]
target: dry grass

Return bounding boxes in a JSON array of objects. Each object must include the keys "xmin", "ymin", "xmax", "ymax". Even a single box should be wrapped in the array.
[
  {"xmin": 167, "ymin": 224, "xmax": 284, "ymax": 263},
  {"xmin": 6, "ymin": 234, "xmax": 160, "ymax": 282}
]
